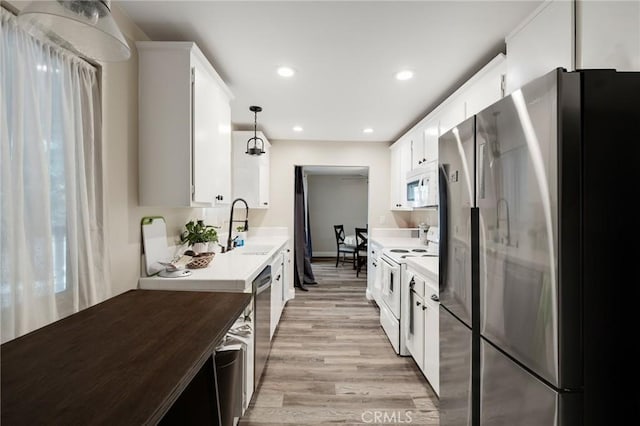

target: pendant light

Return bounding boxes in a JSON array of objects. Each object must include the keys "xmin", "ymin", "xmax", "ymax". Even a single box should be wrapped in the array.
[
  {"xmin": 18, "ymin": 0, "xmax": 130, "ymax": 62},
  {"xmin": 246, "ymin": 106, "xmax": 265, "ymax": 156}
]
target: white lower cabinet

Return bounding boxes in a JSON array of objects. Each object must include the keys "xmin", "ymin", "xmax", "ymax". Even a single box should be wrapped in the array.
[
  {"xmin": 423, "ymin": 285, "xmax": 440, "ymax": 396},
  {"xmin": 270, "ymin": 249, "xmax": 288, "ymax": 339},
  {"xmin": 404, "ymin": 266, "xmax": 439, "ymax": 396}
]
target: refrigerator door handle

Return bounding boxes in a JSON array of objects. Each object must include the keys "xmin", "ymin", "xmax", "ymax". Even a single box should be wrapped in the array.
[{"xmin": 438, "ymin": 164, "xmax": 449, "ymax": 293}]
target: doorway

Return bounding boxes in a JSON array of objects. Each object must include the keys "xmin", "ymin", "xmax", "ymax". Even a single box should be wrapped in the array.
[{"xmin": 304, "ymin": 166, "xmax": 369, "ymax": 260}]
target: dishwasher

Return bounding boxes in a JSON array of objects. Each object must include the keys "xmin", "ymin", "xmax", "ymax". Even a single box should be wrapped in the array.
[{"xmin": 253, "ymin": 265, "xmax": 272, "ymax": 388}]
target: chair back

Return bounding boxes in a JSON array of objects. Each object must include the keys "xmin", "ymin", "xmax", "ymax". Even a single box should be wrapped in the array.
[
  {"xmin": 355, "ymin": 227, "xmax": 368, "ymax": 252},
  {"xmin": 333, "ymin": 225, "xmax": 345, "ymax": 245}
]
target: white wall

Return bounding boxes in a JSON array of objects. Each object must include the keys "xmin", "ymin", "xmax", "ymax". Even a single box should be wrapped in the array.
[{"xmin": 307, "ymin": 174, "xmax": 368, "ymax": 256}]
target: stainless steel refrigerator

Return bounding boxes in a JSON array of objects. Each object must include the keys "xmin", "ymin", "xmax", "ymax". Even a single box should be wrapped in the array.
[{"xmin": 439, "ymin": 69, "xmax": 640, "ymax": 426}]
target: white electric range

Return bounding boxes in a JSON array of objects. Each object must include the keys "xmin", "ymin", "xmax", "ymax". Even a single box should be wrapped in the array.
[{"xmin": 379, "ymin": 227, "xmax": 438, "ymax": 355}]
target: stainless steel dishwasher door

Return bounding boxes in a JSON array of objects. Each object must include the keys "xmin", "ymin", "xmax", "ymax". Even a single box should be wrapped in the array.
[{"xmin": 253, "ymin": 266, "xmax": 272, "ymax": 388}]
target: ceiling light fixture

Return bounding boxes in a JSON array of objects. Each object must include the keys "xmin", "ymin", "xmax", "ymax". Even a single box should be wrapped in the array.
[
  {"xmin": 363, "ymin": 128, "xmax": 374, "ymax": 134},
  {"xmin": 293, "ymin": 126, "xmax": 303, "ymax": 132},
  {"xmin": 395, "ymin": 70, "xmax": 414, "ymax": 81},
  {"xmin": 277, "ymin": 66, "xmax": 295, "ymax": 77},
  {"xmin": 18, "ymin": 0, "xmax": 130, "ymax": 62},
  {"xmin": 246, "ymin": 106, "xmax": 265, "ymax": 156}
]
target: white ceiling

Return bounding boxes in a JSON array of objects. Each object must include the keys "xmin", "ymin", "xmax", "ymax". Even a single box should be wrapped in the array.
[{"xmin": 118, "ymin": 0, "xmax": 541, "ymax": 142}]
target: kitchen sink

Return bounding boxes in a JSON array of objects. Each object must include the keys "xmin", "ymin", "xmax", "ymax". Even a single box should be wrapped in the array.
[{"xmin": 234, "ymin": 245, "xmax": 274, "ymax": 255}]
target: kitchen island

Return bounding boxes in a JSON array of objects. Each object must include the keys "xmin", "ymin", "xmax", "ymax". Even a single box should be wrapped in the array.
[{"xmin": 1, "ymin": 290, "xmax": 251, "ymax": 425}]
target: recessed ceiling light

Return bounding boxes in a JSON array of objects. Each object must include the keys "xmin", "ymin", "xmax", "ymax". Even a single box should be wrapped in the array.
[
  {"xmin": 363, "ymin": 128, "xmax": 374, "ymax": 134},
  {"xmin": 395, "ymin": 70, "xmax": 414, "ymax": 81},
  {"xmin": 277, "ymin": 66, "xmax": 295, "ymax": 77},
  {"xmin": 293, "ymin": 125, "xmax": 303, "ymax": 132}
]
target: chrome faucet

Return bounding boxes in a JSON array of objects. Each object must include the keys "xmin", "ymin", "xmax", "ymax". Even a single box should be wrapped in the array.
[
  {"xmin": 496, "ymin": 197, "xmax": 511, "ymax": 246},
  {"xmin": 226, "ymin": 198, "xmax": 249, "ymax": 252}
]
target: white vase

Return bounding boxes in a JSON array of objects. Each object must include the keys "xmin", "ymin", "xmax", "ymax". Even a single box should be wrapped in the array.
[{"xmin": 192, "ymin": 242, "xmax": 208, "ymax": 254}]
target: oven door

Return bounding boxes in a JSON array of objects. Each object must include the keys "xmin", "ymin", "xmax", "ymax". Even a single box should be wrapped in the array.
[{"xmin": 381, "ymin": 257, "xmax": 401, "ymax": 318}]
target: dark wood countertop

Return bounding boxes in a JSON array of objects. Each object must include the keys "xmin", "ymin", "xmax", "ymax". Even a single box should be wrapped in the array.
[{"xmin": 1, "ymin": 290, "xmax": 251, "ymax": 425}]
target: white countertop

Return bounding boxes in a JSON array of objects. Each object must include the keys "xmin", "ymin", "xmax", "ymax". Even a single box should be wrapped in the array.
[
  {"xmin": 405, "ymin": 256, "xmax": 439, "ymax": 283},
  {"xmin": 138, "ymin": 236, "xmax": 288, "ymax": 293}
]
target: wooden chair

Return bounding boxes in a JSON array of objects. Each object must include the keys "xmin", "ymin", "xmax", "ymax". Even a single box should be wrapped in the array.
[
  {"xmin": 333, "ymin": 225, "xmax": 356, "ymax": 268},
  {"xmin": 355, "ymin": 227, "xmax": 368, "ymax": 277}
]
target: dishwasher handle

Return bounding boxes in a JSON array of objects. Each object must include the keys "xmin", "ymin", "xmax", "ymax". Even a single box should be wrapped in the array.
[{"xmin": 253, "ymin": 266, "xmax": 272, "ymax": 294}]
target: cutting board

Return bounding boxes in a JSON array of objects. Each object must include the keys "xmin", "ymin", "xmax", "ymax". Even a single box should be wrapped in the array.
[{"xmin": 141, "ymin": 216, "xmax": 172, "ymax": 276}]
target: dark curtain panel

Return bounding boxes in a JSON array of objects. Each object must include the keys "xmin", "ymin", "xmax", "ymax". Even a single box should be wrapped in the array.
[{"xmin": 294, "ymin": 166, "xmax": 316, "ymax": 288}]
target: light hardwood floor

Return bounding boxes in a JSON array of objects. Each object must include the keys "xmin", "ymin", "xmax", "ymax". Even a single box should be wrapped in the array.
[{"xmin": 239, "ymin": 259, "xmax": 439, "ymax": 425}]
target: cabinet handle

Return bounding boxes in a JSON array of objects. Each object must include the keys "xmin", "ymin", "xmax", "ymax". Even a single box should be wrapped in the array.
[
  {"xmin": 416, "ymin": 301, "xmax": 421, "ymax": 306},
  {"xmin": 276, "ymin": 274, "xmax": 281, "ymax": 281},
  {"xmin": 422, "ymin": 305, "xmax": 427, "ymax": 311},
  {"xmin": 263, "ymin": 202, "xmax": 268, "ymax": 205},
  {"xmin": 423, "ymin": 158, "xmax": 426, "ymax": 162},
  {"xmin": 409, "ymin": 277, "xmax": 415, "ymax": 289},
  {"xmin": 431, "ymin": 294, "xmax": 439, "ymax": 302},
  {"xmin": 418, "ymin": 160, "xmax": 422, "ymax": 165}
]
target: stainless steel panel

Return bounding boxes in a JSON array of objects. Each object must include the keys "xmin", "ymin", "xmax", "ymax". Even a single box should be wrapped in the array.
[
  {"xmin": 439, "ymin": 306, "xmax": 472, "ymax": 426},
  {"xmin": 438, "ymin": 117, "xmax": 474, "ymax": 327},
  {"xmin": 476, "ymin": 71, "xmax": 560, "ymax": 386},
  {"xmin": 481, "ymin": 339, "xmax": 558, "ymax": 425},
  {"xmin": 254, "ymin": 277, "xmax": 271, "ymax": 387}
]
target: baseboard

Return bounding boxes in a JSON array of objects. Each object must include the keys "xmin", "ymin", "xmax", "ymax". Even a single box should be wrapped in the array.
[{"xmin": 311, "ymin": 251, "xmax": 339, "ymax": 258}]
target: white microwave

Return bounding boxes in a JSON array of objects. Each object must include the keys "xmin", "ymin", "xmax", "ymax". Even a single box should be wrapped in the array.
[{"xmin": 406, "ymin": 165, "xmax": 438, "ymax": 208}]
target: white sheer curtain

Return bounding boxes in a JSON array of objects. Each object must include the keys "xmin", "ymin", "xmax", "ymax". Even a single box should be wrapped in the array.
[{"xmin": 1, "ymin": 8, "xmax": 110, "ymax": 343}]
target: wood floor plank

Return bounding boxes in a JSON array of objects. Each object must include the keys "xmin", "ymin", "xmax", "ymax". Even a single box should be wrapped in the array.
[{"xmin": 240, "ymin": 260, "xmax": 439, "ymax": 425}]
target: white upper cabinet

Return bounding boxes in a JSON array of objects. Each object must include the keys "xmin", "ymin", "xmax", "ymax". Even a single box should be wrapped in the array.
[
  {"xmin": 137, "ymin": 42, "xmax": 233, "ymax": 207},
  {"xmin": 438, "ymin": 96, "xmax": 466, "ymax": 137},
  {"xmin": 463, "ymin": 55, "xmax": 506, "ymax": 119},
  {"xmin": 232, "ymin": 131, "xmax": 271, "ymax": 209},
  {"xmin": 505, "ymin": 0, "xmax": 574, "ymax": 94},
  {"xmin": 389, "ymin": 138, "xmax": 412, "ymax": 211},
  {"xmin": 576, "ymin": 0, "xmax": 640, "ymax": 71},
  {"xmin": 506, "ymin": 0, "xmax": 639, "ymax": 95}
]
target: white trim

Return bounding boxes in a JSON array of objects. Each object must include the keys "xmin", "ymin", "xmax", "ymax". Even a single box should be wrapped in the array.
[{"xmin": 506, "ymin": 0, "xmax": 556, "ymax": 42}]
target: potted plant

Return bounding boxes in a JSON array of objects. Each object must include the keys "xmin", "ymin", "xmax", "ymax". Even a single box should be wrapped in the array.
[{"xmin": 180, "ymin": 220, "xmax": 218, "ymax": 253}]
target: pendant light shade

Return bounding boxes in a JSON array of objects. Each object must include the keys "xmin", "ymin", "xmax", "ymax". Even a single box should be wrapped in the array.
[
  {"xmin": 246, "ymin": 106, "xmax": 265, "ymax": 156},
  {"xmin": 18, "ymin": 0, "xmax": 130, "ymax": 62}
]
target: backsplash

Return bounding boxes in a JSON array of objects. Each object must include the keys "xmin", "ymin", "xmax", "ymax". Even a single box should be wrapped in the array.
[{"xmin": 409, "ymin": 209, "xmax": 438, "ymax": 228}]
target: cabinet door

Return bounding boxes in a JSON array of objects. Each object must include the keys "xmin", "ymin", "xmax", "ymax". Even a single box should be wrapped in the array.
[
  {"xmin": 464, "ymin": 57, "xmax": 506, "ymax": 119},
  {"xmin": 423, "ymin": 121, "xmax": 439, "ymax": 165},
  {"xmin": 192, "ymin": 65, "xmax": 217, "ymax": 204},
  {"xmin": 410, "ymin": 129, "xmax": 424, "ymax": 170},
  {"xmin": 439, "ymin": 98, "xmax": 466, "ymax": 136},
  {"xmin": 390, "ymin": 140, "xmax": 412, "ymax": 210},
  {"xmin": 408, "ymin": 292, "xmax": 425, "ymax": 371},
  {"xmin": 505, "ymin": 0, "xmax": 573, "ymax": 94},
  {"xmin": 424, "ymin": 295, "xmax": 440, "ymax": 396},
  {"xmin": 258, "ymin": 145, "xmax": 270, "ymax": 208},
  {"xmin": 270, "ymin": 264, "xmax": 283, "ymax": 339},
  {"xmin": 211, "ymin": 83, "xmax": 231, "ymax": 205}
]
